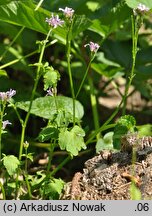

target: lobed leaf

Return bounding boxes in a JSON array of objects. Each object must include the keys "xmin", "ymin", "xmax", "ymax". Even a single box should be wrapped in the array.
[
  {"xmin": 38, "ymin": 126, "xmax": 59, "ymax": 142},
  {"xmin": 3, "ymin": 155, "xmax": 20, "ymax": 176},
  {"xmin": 43, "ymin": 65, "xmax": 60, "ymax": 90},
  {"xmin": 16, "ymin": 96, "xmax": 84, "ymax": 122},
  {"xmin": 113, "ymin": 115, "xmax": 136, "ymax": 149},
  {"xmin": 96, "ymin": 132, "xmax": 114, "ymax": 153},
  {"xmin": 45, "ymin": 178, "xmax": 65, "ymax": 200},
  {"xmin": 59, "ymin": 125, "xmax": 86, "ymax": 156}
]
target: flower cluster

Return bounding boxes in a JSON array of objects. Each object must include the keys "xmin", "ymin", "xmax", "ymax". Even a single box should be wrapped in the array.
[
  {"xmin": 59, "ymin": 7, "xmax": 74, "ymax": 18},
  {"xmin": 46, "ymin": 7, "xmax": 75, "ymax": 28},
  {"xmin": 46, "ymin": 87, "xmax": 54, "ymax": 96},
  {"xmin": 0, "ymin": 89, "xmax": 16, "ymax": 101},
  {"xmin": 2, "ymin": 120, "xmax": 12, "ymax": 130},
  {"xmin": 46, "ymin": 14, "xmax": 64, "ymax": 28},
  {"xmin": 23, "ymin": 141, "xmax": 29, "ymax": 149},
  {"xmin": 133, "ymin": 3, "xmax": 150, "ymax": 15},
  {"xmin": 84, "ymin": 41, "xmax": 100, "ymax": 53}
]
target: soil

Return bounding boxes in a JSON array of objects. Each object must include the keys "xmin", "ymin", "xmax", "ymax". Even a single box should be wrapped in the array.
[{"xmin": 60, "ymin": 134, "xmax": 152, "ymax": 200}]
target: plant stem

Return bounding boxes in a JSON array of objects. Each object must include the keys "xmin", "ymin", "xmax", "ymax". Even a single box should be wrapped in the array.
[
  {"xmin": 47, "ymin": 142, "xmax": 55, "ymax": 173},
  {"xmin": 53, "ymin": 87, "xmax": 58, "ymax": 113},
  {"xmin": 25, "ymin": 174, "xmax": 32, "ymax": 199},
  {"xmin": 0, "ymin": 27, "xmax": 25, "ymax": 61},
  {"xmin": 12, "ymin": 104, "xmax": 23, "ymax": 125},
  {"xmin": 88, "ymin": 74, "xmax": 100, "ymax": 140},
  {"xmin": 18, "ymin": 28, "xmax": 52, "ymax": 160},
  {"xmin": 86, "ymin": 98, "xmax": 123, "ymax": 145},
  {"xmin": 76, "ymin": 59, "xmax": 92, "ymax": 98},
  {"xmin": 35, "ymin": 0, "xmax": 44, "ymax": 11},
  {"xmin": 50, "ymin": 155, "xmax": 71, "ymax": 176},
  {"xmin": 66, "ymin": 22, "xmax": 76, "ymax": 126},
  {"xmin": 24, "ymin": 143, "xmax": 32, "ymax": 199},
  {"xmin": 122, "ymin": 15, "xmax": 139, "ymax": 115},
  {"xmin": 0, "ymin": 40, "xmax": 57, "ymax": 71},
  {"xmin": 86, "ymin": 15, "xmax": 141, "ymax": 144},
  {"xmin": 0, "ymin": 181, "xmax": 6, "ymax": 200},
  {"xmin": 0, "ymin": 102, "xmax": 6, "ymax": 160},
  {"xmin": 42, "ymin": 141, "xmax": 55, "ymax": 199},
  {"xmin": 0, "ymin": 0, "xmax": 44, "ymax": 62}
]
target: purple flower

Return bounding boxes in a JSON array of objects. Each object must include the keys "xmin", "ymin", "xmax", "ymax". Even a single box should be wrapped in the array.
[
  {"xmin": 2, "ymin": 120, "xmax": 12, "ymax": 129},
  {"xmin": 0, "ymin": 89, "xmax": 16, "ymax": 101},
  {"xmin": 46, "ymin": 14, "xmax": 64, "ymax": 28},
  {"xmin": 59, "ymin": 7, "xmax": 74, "ymax": 18},
  {"xmin": 133, "ymin": 3, "xmax": 150, "ymax": 15},
  {"xmin": 46, "ymin": 88, "xmax": 54, "ymax": 96},
  {"xmin": 84, "ymin": 41, "xmax": 100, "ymax": 52}
]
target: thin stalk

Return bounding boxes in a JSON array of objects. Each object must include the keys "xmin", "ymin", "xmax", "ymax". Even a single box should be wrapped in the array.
[
  {"xmin": 0, "ymin": 181, "xmax": 6, "ymax": 200},
  {"xmin": 25, "ymin": 147, "xmax": 28, "ymax": 173},
  {"xmin": 122, "ymin": 15, "xmax": 139, "ymax": 115},
  {"xmin": 86, "ymin": 98, "xmax": 123, "ymax": 145},
  {"xmin": 35, "ymin": 0, "xmax": 44, "ymax": 11},
  {"xmin": 24, "ymin": 144, "xmax": 32, "ymax": 199},
  {"xmin": 25, "ymin": 174, "xmax": 32, "ymax": 199},
  {"xmin": 86, "ymin": 15, "xmax": 141, "ymax": 145},
  {"xmin": 15, "ymin": 0, "xmax": 52, "ymax": 199},
  {"xmin": 88, "ymin": 75, "xmax": 100, "ymax": 140},
  {"xmin": 0, "ymin": 102, "xmax": 6, "ymax": 160},
  {"xmin": 53, "ymin": 87, "xmax": 58, "ymax": 113},
  {"xmin": 47, "ymin": 142, "xmax": 55, "ymax": 173},
  {"xmin": 76, "ymin": 59, "xmax": 92, "ymax": 98},
  {"xmin": 0, "ymin": 40, "xmax": 57, "ymax": 70},
  {"xmin": 49, "ymin": 155, "xmax": 71, "ymax": 176},
  {"xmin": 111, "ymin": 80, "xmax": 123, "ymax": 97},
  {"xmin": 131, "ymin": 147, "xmax": 137, "ymax": 176},
  {"xmin": 19, "ymin": 28, "xmax": 52, "ymax": 160},
  {"xmin": 42, "ymin": 141, "xmax": 55, "ymax": 199},
  {"xmin": 66, "ymin": 21, "xmax": 75, "ymax": 125},
  {"xmin": 76, "ymin": 51, "xmax": 100, "ymax": 138},
  {"xmin": 0, "ymin": 0, "xmax": 44, "ymax": 62},
  {"xmin": 12, "ymin": 104, "xmax": 23, "ymax": 125},
  {"xmin": 0, "ymin": 27, "xmax": 25, "ymax": 61}
]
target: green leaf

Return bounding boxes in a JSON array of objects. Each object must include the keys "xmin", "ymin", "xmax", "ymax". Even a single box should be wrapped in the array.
[
  {"xmin": 0, "ymin": 70, "xmax": 7, "ymax": 77},
  {"xmin": 44, "ymin": 178, "xmax": 64, "ymax": 200},
  {"xmin": 30, "ymin": 171, "xmax": 46, "ymax": 190},
  {"xmin": 38, "ymin": 126, "xmax": 59, "ymax": 142},
  {"xmin": 89, "ymin": 19, "xmax": 110, "ymax": 38},
  {"xmin": 0, "ymin": 1, "xmax": 49, "ymax": 34},
  {"xmin": 113, "ymin": 125, "xmax": 128, "ymax": 150},
  {"xmin": 96, "ymin": 132, "xmax": 114, "ymax": 153},
  {"xmin": 117, "ymin": 115, "xmax": 136, "ymax": 130},
  {"xmin": 86, "ymin": 1, "xmax": 100, "ymax": 12},
  {"xmin": 130, "ymin": 183, "xmax": 142, "ymax": 200},
  {"xmin": 71, "ymin": 15, "xmax": 92, "ymax": 40},
  {"xmin": 89, "ymin": 2, "xmax": 131, "ymax": 37},
  {"xmin": 92, "ymin": 63, "xmax": 124, "ymax": 78},
  {"xmin": 125, "ymin": 0, "xmax": 152, "ymax": 9},
  {"xmin": 0, "ymin": 2, "xmax": 92, "ymax": 44},
  {"xmin": 71, "ymin": 125, "xmax": 86, "ymax": 137},
  {"xmin": 3, "ymin": 155, "xmax": 20, "ymax": 176},
  {"xmin": 113, "ymin": 115, "xmax": 136, "ymax": 149},
  {"xmin": 16, "ymin": 96, "xmax": 84, "ymax": 122},
  {"xmin": 43, "ymin": 65, "xmax": 60, "ymax": 90},
  {"xmin": 0, "ymin": 0, "xmax": 13, "ymax": 5},
  {"xmin": 137, "ymin": 124, "xmax": 152, "ymax": 136},
  {"xmin": 22, "ymin": 153, "xmax": 33, "ymax": 162},
  {"xmin": 59, "ymin": 126, "xmax": 86, "ymax": 156}
]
